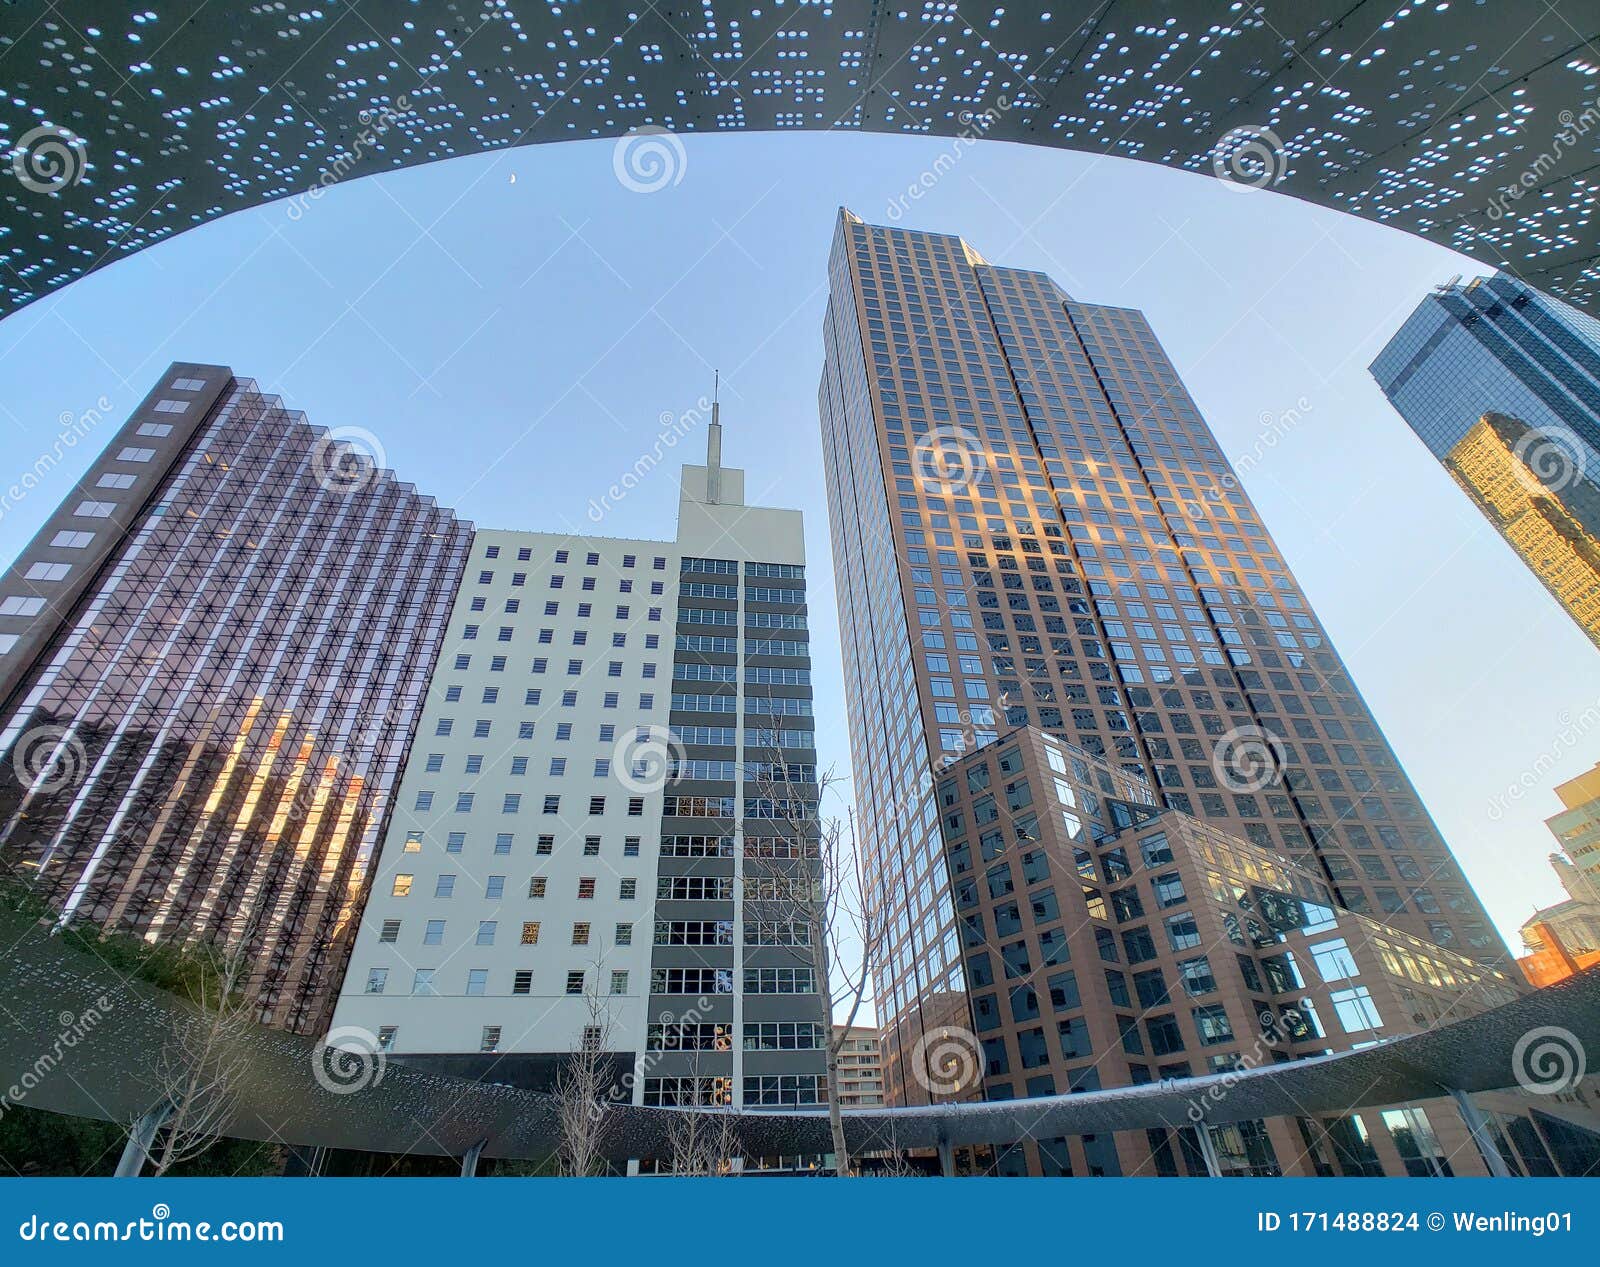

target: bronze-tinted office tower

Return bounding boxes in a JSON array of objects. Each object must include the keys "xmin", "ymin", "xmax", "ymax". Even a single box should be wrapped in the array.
[
  {"xmin": 0, "ymin": 366, "xmax": 471, "ymax": 1033},
  {"xmin": 818, "ymin": 212, "xmax": 1505, "ymax": 1108}
]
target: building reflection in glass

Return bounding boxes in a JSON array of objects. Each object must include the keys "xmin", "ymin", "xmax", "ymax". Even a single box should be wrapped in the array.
[{"xmin": 0, "ymin": 379, "xmax": 470, "ymax": 1033}]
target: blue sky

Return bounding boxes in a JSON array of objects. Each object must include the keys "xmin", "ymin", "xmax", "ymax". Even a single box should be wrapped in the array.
[{"xmin": 1, "ymin": 131, "xmax": 1595, "ymax": 954}]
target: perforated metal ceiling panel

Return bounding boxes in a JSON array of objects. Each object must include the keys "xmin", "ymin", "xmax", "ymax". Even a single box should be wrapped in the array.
[{"xmin": 1, "ymin": 1, "xmax": 1597, "ymax": 318}]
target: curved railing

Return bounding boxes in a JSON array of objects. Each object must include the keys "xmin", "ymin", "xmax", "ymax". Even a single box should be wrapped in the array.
[{"xmin": 2, "ymin": 906, "xmax": 1596, "ymax": 1168}]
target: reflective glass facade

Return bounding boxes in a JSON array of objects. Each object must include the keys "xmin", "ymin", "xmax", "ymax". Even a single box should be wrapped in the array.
[
  {"xmin": 1371, "ymin": 274, "xmax": 1600, "ymax": 646},
  {"xmin": 0, "ymin": 370, "xmax": 471, "ymax": 1033},
  {"xmin": 819, "ymin": 212, "xmax": 1504, "ymax": 1109}
]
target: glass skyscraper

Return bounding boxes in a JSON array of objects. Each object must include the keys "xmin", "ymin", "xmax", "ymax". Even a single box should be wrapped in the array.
[
  {"xmin": 1371, "ymin": 273, "xmax": 1600, "ymax": 646},
  {"xmin": 0, "ymin": 366, "xmax": 472, "ymax": 1033},
  {"xmin": 819, "ymin": 212, "xmax": 1504, "ymax": 1110}
]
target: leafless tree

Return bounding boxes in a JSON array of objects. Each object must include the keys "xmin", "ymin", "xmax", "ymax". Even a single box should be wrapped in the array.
[
  {"xmin": 146, "ymin": 939, "xmax": 254, "ymax": 1176},
  {"xmin": 552, "ymin": 958, "xmax": 617, "ymax": 1177},
  {"xmin": 663, "ymin": 1061, "xmax": 741, "ymax": 1176},
  {"xmin": 747, "ymin": 732, "xmax": 893, "ymax": 1176},
  {"xmin": 859, "ymin": 1124, "xmax": 925, "ymax": 1177}
]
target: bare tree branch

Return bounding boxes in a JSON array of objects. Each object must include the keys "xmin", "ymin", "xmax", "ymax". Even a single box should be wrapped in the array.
[
  {"xmin": 552, "ymin": 957, "xmax": 618, "ymax": 1177},
  {"xmin": 746, "ymin": 729, "xmax": 895, "ymax": 1176},
  {"xmin": 147, "ymin": 940, "xmax": 254, "ymax": 1176},
  {"xmin": 663, "ymin": 1052, "xmax": 740, "ymax": 1175}
]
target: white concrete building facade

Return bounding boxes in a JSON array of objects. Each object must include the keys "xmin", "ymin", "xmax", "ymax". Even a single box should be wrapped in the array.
[{"xmin": 334, "ymin": 419, "xmax": 826, "ymax": 1115}]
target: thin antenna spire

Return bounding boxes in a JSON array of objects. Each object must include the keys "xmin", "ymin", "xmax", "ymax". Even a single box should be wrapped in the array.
[{"xmin": 706, "ymin": 371, "xmax": 723, "ymax": 505}]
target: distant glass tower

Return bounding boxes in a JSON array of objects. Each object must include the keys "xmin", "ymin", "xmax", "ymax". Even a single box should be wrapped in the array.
[
  {"xmin": 1371, "ymin": 273, "xmax": 1600, "ymax": 646},
  {"xmin": 818, "ymin": 212, "xmax": 1505, "ymax": 1110}
]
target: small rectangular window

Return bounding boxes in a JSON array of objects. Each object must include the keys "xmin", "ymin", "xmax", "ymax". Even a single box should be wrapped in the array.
[
  {"xmin": 48, "ymin": 530, "xmax": 94, "ymax": 549},
  {"xmin": 116, "ymin": 447, "xmax": 156, "ymax": 462}
]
